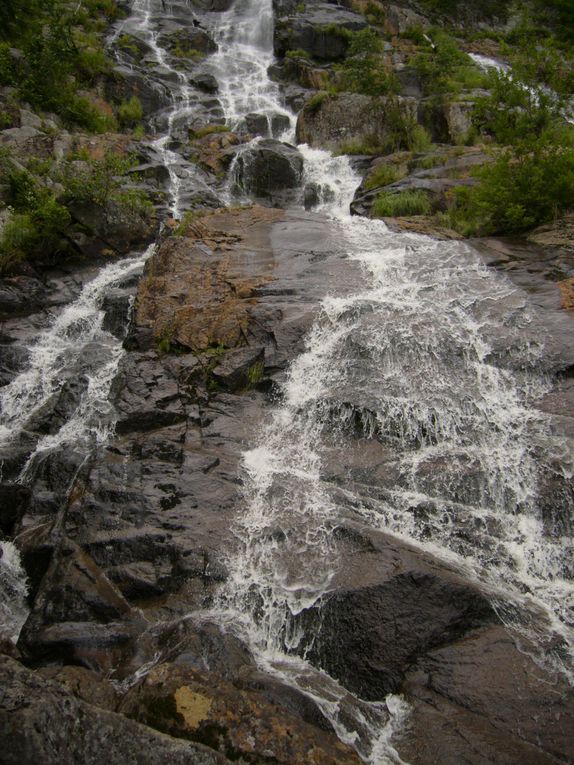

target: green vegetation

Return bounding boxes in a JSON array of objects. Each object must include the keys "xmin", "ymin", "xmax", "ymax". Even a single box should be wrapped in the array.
[
  {"xmin": 0, "ymin": 151, "xmax": 151, "ymax": 272},
  {"xmin": 285, "ymin": 48, "xmax": 312, "ymax": 61},
  {"xmin": 118, "ymin": 96, "xmax": 144, "ymax": 128},
  {"xmin": 303, "ymin": 91, "xmax": 330, "ymax": 116},
  {"xmin": 363, "ymin": 163, "xmax": 406, "ymax": 190},
  {"xmin": 416, "ymin": 0, "xmax": 511, "ymax": 21},
  {"xmin": 190, "ymin": 124, "xmax": 230, "ymax": 139},
  {"xmin": 372, "ymin": 190, "xmax": 432, "ymax": 217},
  {"xmin": 444, "ymin": 140, "xmax": 574, "ymax": 235},
  {"xmin": 335, "ymin": 28, "xmax": 399, "ymax": 97},
  {"xmin": 58, "ymin": 153, "xmax": 151, "ymax": 213},
  {"xmin": 411, "ymin": 29, "xmax": 486, "ymax": 97},
  {"xmin": 441, "ymin": 54, "xmax": 574, "ymax": 235},
  {"xmin": 0, "ymin": 166, "xmax": 72, "ymax": 272},
  {"xmin": 0, "ymin": 0, "xmax": 124, "ymax": 131}
]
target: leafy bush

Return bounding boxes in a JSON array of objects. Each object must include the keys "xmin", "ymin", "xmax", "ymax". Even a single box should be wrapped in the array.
[
  {"xmin": 118, "ymin": 95, "xmax": 144, "ymax": 128},
  {"xmin": 447, "ymin": 143, "xmax": 574, "ymax": 235},
  {"xmin": 336, "ymin": 28, "xmax": 399, "ymax": 97},
  {"xmin": 472, "ymin": 70, "xmax": 561, "ymax": 146},
  {"xmin": 0, "ymin": 170, "xmax": 71, "ymax": 270},
  {"xmin": 58, "ymin": 154, "xmax": 135, "ymax": 206},
  {"xmin": 372, "ymin": 190, "xmax": 432, "ymax": 217},
  {"xmin": 0, "ymin": 0, "xmax": 119, "ymax": 131},
  {"xmin": 411, "ymin": 30, "xmax": 472, "ymax": 96}
]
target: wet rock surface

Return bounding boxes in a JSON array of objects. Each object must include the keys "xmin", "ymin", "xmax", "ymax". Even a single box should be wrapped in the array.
[
  {"xmin": 119, "ymin": 662, "xmax": 361, "ymax": 764},
  {"xmin": 1, "ymin": 0, "xmax": 574, "ymax": 762},
  {"xmin": 274, "ymin": 2, "xmax": 367, "ymax": 61},
  {"xmin": 3, "ymin": 203, "xmax": 572, "ymax": 764},
  {"xmin": 231, "ymin": 139, "xmax": 304, "ymax": 206},
  {"xmin": 0, "ymin": 655, "xmax": 230, "ymax": 765}
]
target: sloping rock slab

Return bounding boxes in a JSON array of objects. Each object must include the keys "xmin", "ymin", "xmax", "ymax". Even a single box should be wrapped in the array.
[{"xmin": 397, "ymin": 625, "xmax": 574, "ymax": 765}]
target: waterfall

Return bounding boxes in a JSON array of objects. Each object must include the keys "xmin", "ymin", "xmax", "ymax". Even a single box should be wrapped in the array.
[
  {"xmin": 0, "ymin": 541, "xmax": 29, "ymax": 644},
  {"xmin": 1, "ymin": 0, "xmax": 572, "ymax": 761},
  {"xmin": 199, "ymin": 1, "xmax": 573, "ymax": 761}
]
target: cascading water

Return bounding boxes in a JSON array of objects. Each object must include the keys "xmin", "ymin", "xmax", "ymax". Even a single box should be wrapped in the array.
[
  {"xmin": 0, "ymin": 0, "xmax": 212, "ymax": 642},
  {"xmin": 197, "ymin": 1, "xmax": 573, "ymax": 762},
  {"xmin": 0, "ymin": 247, "xmax": 152, "ymax": 640},
  {"xmin": 1, "ymin": 0, "xmax": 572, "ymax": 761}
]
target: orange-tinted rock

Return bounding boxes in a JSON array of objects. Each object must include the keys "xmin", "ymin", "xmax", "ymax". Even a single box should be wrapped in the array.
[{"xmin": 120, "ymin": 662, "xmax": 362, "ymax": 765}]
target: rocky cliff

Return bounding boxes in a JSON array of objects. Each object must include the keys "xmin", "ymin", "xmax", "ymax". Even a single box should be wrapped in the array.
[{"xmin": 1, "ymin": 1, "xmax": 573, "ymax": 764}]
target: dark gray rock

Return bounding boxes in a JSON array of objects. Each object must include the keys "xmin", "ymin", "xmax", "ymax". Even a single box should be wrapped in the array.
[
  {"xmin": 271, "ymin": 112, "xmax": 291, "ymax": 136},
  {"xmin": 102, "ymin": 289, "xmax": 133, "ymax": 340},
  {"xmin": 0, "ymin": 343, "xmax": 29, "ymax": 386},
  {"xmin": 212, "ymin": 346, "xmax": 265, "ymax": 391},
  {"xmin": 0, "ymin": 655, "xmax": 231, "ymax": 765},
  {"xmin": 0, "ymin": 484, "xmax": 31, "ymax": 537},
  {"xmin": 274, "ymin": 2, "xmax": 367, "ymax": 61},
  {"xmin": 67, "ymin": 200, "xmax": 156, "ymax": 259},
  {"xmin": 158, "ymin": 27, "xmax": 217, "ymax": 57},
  {"xmin": 0, "ymin": 276, "xmax": 45, "ymax": 319},
  {"xmin": 244, "ymin": 112, "xmax": 271, "ymax": 137},
  {"xmin": 294, "ymin": 570, "xmax": 495, "ymax": 700},
  {"xmin": 190, "ymin": 71, "xmax": 219, "ymax": 93},
  {"xmin": 397, "ymin": 625, "xmax": 574, "ymax": 765},
  {"xmin": 232, "ymin": 139, "xmax": 304, "ymax": 205}
]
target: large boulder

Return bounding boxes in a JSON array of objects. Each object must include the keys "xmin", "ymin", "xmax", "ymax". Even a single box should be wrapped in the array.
[
  {"xmin": 274, "ymin": 2, "xmax": 367, "ymax": 61},
  {"xmin": 397, "ymin": 625, "xmax": 574, "ymax": 765},
  {"xmin": 294, "ymin": 568, "xmax": 495, "ymax": 700},
  {"xmin": 296, "ymin": 92, "xmax": 418, "ymax": 154},
  {"xmin": 231, "ymin": 139, "xmax": 304, "ymax": 206},
  {"xmin": 67, "ymin": 199, "xmax": 156, "ymax": 258},
  {"xmin": 157, "ymin": 27, "xmax": 217, "ymax": 57}
]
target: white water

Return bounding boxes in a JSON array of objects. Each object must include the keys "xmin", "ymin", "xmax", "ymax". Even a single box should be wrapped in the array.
[
  {"xmin": 197, "ymin": 2, "xmax": 574, "ymax": 762},
  {"xmin": 1, "ymin": 0, "xmax": 572, "ymax": 759},
  {"xmin": 470, "ymin": 51, "xmax": 574, "ymax": 125},
  {"xmin": 0, "ymin": 244, "xmax": 152, "ymax": 647},
  {"xmin": 0, "ymin": 246, "xmax": 152, "ymax": 470},
  {"xmin": 0, "ymin": 541, "xmax": 28, "ymax": 643},
  {"xmin": 113, "ymin": 0, "xmax": 219, "ymax": 218}
]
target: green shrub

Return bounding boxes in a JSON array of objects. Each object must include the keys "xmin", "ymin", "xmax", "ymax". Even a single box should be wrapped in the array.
[
  {"xmin": 372, "ymin": 190, "xmax": 432, "ymax": 217},
  {"xmin": 364, "ymin": 1, "xmax": 386, "ymax": 26},
  {"xmin": 303, "ymin": 91, "xmax": 331, "ymax": 116},
  {"xmin": 447, "ymin": 143, "xmax": 574, "ymax": 235},
  {"xmin": 0, "ymin": 181, "xmax": 71, "ymax": 270},
  {"xmin": 364, "ymin": 163, "xmax": 406, "ymax": 190},
  {"xmin": 0, "ymin": 214, "xmax": 37, "ymax": 272},
  {"xmin": 411, "ymin": 29, "xmax": 471, "ymax": 96},
  {"xmin": 472, "ymin": 70, "xmax": 562, "ymax": 146},
  {"xmin": 0, "ymin": 42, "xmax": 15, "ymax": 86},
  {"xmin": 118, "ymin": 95, "xmax": 144, "ymax": 128},
  {"xmin": 114, "ymin": 187, "xmax": 153, "ymax": 216},
  {"xmin": 410, "ymin": 124, "xmax": 433, "ymax": 152},
  {"xmin": 285, "ymin": 48, "xmax": 312, "ymax": 60},
  {"xmin": 65, "ymin": 96, "xmax": 118, "ymax": 133},
  {"xmin": 58, "ymin": 154, "xmax": 134, "ymax": 205},
  {"xmin": 336, "ymin": 28, "xmax": 399, "ymax": 97}
]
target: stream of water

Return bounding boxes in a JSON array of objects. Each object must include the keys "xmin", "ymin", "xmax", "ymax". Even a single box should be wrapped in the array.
[
  {"xmin": 0, "ymin": 1, "xmax": 572, "ymax": 762},
  {"xmin": 200, "ymin": 0, "xmax": 574, "ymax": 760}
]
